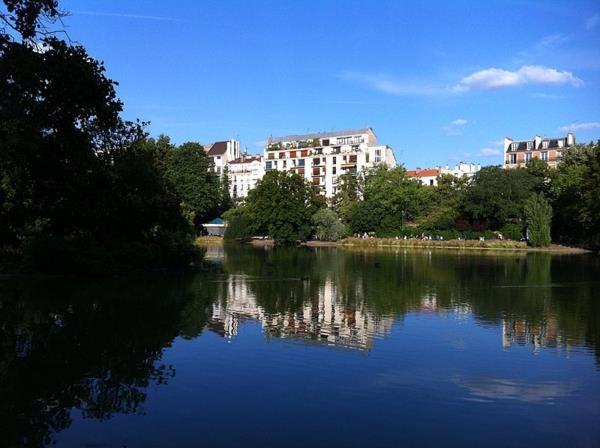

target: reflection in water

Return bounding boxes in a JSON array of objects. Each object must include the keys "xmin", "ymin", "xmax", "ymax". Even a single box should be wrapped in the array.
[
  {"xmin": 1, "ymin": 245, "xmax": 599, "ymax": 446},
  {"xmin": 460, "ymin": 377, "xmax": 577, "ymax": 403},
  {"xmin": 209, "ymin": 275, "xmax": 393, "ymax": 350}
]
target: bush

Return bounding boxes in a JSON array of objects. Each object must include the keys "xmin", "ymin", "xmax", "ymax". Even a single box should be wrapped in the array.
[
  {"xmin": 312, "ymin": 209, "xmax": 348, "ymax": 241},
  {"xmin": 500, "ymin": 223, "xmax": 524, "ymax": 241},
  {"xmin": 524, "ymin": 194, "xmax": 552, "ymax": 247}
]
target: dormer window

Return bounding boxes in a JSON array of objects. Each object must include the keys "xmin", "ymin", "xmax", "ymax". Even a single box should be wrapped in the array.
[
  {"xmin": 511, "ymin": 143, "xmax": 518, "ymax": 151},
  {"xmin": 542, "ymin": 141, "xmax": 549, "ymax": 149},
  {"xmin": 527, "ymin": 142, "xmax": 533, "ymax": 150},
  {"xmin": 558, "ymin": 140, "xmax": 564, "ymax": 148}
]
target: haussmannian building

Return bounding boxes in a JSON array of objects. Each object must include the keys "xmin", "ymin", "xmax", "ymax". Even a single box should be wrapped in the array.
[
  {"xmin": 503, "ymin": 132, "xmax": 575, "ymax": 169},
  {"xmin": 263, "ymin": 127, "xmax": 396, "ymax": 197},
  {"xmin": 228, "ymin": 153, "xmax": 264, "ymax": 199}
]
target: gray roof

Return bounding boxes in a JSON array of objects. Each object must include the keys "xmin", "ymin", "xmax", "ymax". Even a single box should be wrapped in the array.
[{"xmin": 268, "ymin": 127, "xmax": 374, "ymax": 144}]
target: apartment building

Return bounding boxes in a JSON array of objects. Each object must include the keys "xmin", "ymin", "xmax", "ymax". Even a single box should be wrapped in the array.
[
  {"xmin": 504, "ymin": 132, "xmax": 575, "ymax": 169},
  {"xmin": 228, "ymin": 153, "xmax": 264, "ymax": 199},
  {"xmin": 263, "ymin": 127, "xmax": 396, "ymax": 197},
  {"xmin": 205, "ymin": 139, "xmax": 240, "ymax": 175},
  {"xmin": 407, "ymin": 162, "xmax": 481, "ymax": 186}
]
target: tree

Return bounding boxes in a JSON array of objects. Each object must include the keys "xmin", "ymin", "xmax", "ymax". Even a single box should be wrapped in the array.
[
  {"xmin": 165, "ymin": 142, "xmax": 220, "ymax": 228},
  {"xmin": 463, "ymin": 166, "xmax": 537, "ymax": 229},
  {"xmin": 524, "ymin": 193, "xmax": 552, "ymax": 247},
  {"xmin": 312, "ymin": 208, "xmax": 347, "ymax": 241},
  {"xmin": 218, "ymin": 167, "xmax": 233, "ymax": 215},
  {"xmin": 332, "ymin": 173, "xmax": 360, "ymax": 222},
  {"xmin": 551, "ymin": 142, "xmax": 600, "ymax": 249},
  {"xmin": 0, "ymin": 0, "xmax": 198, "ymax": 272},
  {"xmin": 244, "ymin": 171, "xmax": 324, "ymax": 243},
  {"xmin": 346, "ymin": 166, "xmax": 429, "ymax": 236}
]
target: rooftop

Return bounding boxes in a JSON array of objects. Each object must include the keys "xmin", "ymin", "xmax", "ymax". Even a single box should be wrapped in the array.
[
  {"xmin": 207, "ymin": 141, "xmax": 229, "ymax": 156},
  {"xmin": 406, "ymin": 168, "xmax": 441, "ymax": 178},
  {"xmin": 229, "ymin": 155, "xmax": 262, "ymax": 164},
  {"xmin": 268, "ymin": 127, "xmax": 374, "ymax": 144}
]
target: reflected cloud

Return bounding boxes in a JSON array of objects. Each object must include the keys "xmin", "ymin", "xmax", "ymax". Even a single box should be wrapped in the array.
[{"xmin": 459, "ymin": 377, "xmax": 577, "ymax": 404}]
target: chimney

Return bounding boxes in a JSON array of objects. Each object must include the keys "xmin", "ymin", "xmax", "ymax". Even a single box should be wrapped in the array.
[
  {"xmin": 504, "ymin": 137, "xmax": 513, "ymax": 153},
  {"xmin": 566, "ymin": 132, "xmax": 575, "ymax": 146}
]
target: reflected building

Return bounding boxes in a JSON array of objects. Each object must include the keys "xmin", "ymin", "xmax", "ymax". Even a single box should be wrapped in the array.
[
  {"xmin": 501, "ymin": 317, "xmax": 569, "ymax": 353},
  {"xmin": 208, "ymin": 276, "xmax": 393, "ymax": 351}
]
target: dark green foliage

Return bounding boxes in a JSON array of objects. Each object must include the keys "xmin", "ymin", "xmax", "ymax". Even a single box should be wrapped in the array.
[
  {"xmin": 0, "ymin": 0, "xmax": 200, "ymax": 272},
  {"xmin": 551, "ymin": 143, "xmax": 600, "ymax": 249},
  {"xmin": 346, "ymin": 166, "xmax": 430, "ymax": 235},
  {"xmin": 499, "ymin": 223, "xmax": 524, "ymax": 241},
  {"xmin": 463, "ymin": 166, "xmax": 537, "ymax": 229},
  {"xmin": 223, "ymin": 206, "xmax": 254, "ymax": 241},
  {"xmin": 524, "ymin": 194, "xmax": 552, "ymax": 247},
  {"xmin": 248, "ymin": 171, "xmax": 324, "ymax": 242},
  {"xmin": 164, "ymin": 141, "xmax": 220, "ymax": 226}
]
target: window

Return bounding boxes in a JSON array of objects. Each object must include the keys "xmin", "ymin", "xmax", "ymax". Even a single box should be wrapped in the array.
[
  {"xmin": 298, "ymin": 159, "xmax": 305, "ymax": 167},
  {"xmin": 542, "ymin": 141, "xmax": 549, "ymax": 149},
  {"xmin": 217, "ymin": 156, "xmax": 221, "ymax": 160},
  {"xmin": 266, "ymin": 161, "xmax": 272, "ymax": 171},
  {"xmin": 283, "ymin": 160, "xmax": 287, "ymax": 168},
  {"xmin": 323, "ymin": 139, "xmax": 330, "ymax": 146},
  {"xmin": 527, "ymin": 142, "xmax": 533, "ymax": 150},
  {"xmin": 526, "ymin": 152, "xmax": 532, "ymax": 162},
  {"xmin": 333, "ymin": 167, "xmax": 337, "ymax": 174},
  {"xmin": 541, "ymin": 151, "xmax": 548, "ymax": 161},
  {"xmin": 511, "ymin": 142, "xmax": 519, "ymax": 151},
  {"xmin": 429, "ymin": 179, "xmax": 434, "ymax": 186},
  {"xmin": 314, "ymin": 158, "xmax": 320, "ymax": 165},
  {"xmin": 558, "ymin": 140, "xmax": 564, "ymax": 148},
  {"xmin": 279, "ymin": 152, "xmax": 285, "ymax": 159},
  {"xmin": 510, "ymin": 154, "xmax": 517, "ymax": 164},
  {"xmin": 216, "ymin": 167, "xmax": 221, "ymax": 175},
  {"xmin": 375, "ymin": 149, "xmax": 382, "ymax": 163},
  {"xmin": 332, "ymin": 156, "xmax": 336, "ymax": 164}
]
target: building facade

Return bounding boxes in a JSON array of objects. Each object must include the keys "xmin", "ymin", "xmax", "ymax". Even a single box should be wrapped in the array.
[
  {"xmin": 205, "ymin": 139, "xmax": 240, "ymax": 175},
  {"xmin": 263, "ymin": 128, "xmax": 396, "ymax": 197},
  {"xmin": 503, "ymin": 133, "xmax": 575, "ymax": 169},
  {"xmin": 407, "ymin": 162, "xmax": 481, "ymax": 186},
  {"xmin": 228, "ymin": 154, "xmax": 264, "ymax": 199}
]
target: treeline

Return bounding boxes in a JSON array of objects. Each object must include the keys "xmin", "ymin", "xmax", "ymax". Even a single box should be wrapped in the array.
[
  {"xmin": 225, "ymin": 142, "xmax": 600, "ymax": 250},
  {"xmin": 0, "ymin": 1, "xmax": 230, "ymax": 273}
]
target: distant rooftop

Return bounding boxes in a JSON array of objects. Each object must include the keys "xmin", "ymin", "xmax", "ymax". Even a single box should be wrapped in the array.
[
  {"xmin": 406, "ymin": 168, "xmax": 441, "ymax": 178},
  {"xmin": 268, "ymin": 127, "xmax": 374, "ymax": 144},
  {"xmin": 207, "ymin": 141, "xmax": 229, "ymax": 156},
  {"xmin": 229, "ymin": 155, "xmax": 262, "ymax": 164}
]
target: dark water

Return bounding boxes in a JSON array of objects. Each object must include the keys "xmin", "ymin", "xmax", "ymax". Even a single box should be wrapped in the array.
[{"xmin": 2, "ymin": 246, "xmax": 600, "ymax": 447}]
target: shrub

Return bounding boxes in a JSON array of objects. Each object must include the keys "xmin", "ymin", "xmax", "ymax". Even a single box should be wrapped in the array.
[{"xmin": 500, "ymin": 223, "xmax": 524, "ymax": 241}]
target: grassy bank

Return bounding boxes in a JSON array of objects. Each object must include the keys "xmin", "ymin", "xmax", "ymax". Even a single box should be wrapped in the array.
[{"xmin": 338, "ymin": 237, "xmax": 589, "ymax": 253}]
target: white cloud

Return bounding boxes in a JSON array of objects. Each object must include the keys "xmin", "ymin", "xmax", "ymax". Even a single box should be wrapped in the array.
[
  {"xmin": 453, "ymin": 65, "xmax": 583, "ymax": 92},
  {"xmin": 338, "ymin": 72, "xmax": 443, "ymax": 96},
  {"xmin": 74, "ymin": 10, "xmax": 185, "ymax": 22},
  {"xmin": 479, "ymin": 148, "xmax": 501, "ymax": 157},
  {"xmin": 442, "ymin": 119, "xmax": 468, "ymax": 135},
  {"xmin": 558, "ymin": 122, "xmax": 600, "ymax": 132},
  {"xmin": 586, "ymin": 15, "xmax": 600, "ymax": 30}
]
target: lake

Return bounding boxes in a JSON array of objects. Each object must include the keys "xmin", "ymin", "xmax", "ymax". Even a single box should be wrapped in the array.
[{"xmin": 1, "ymin": 245, "xmax": 599, "ymax": 447}]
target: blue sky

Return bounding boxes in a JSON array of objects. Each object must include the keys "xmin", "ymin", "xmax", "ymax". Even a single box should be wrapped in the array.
[{"xmin": 60, "ymin": 0, "xmax": 600, "ymax": 168}]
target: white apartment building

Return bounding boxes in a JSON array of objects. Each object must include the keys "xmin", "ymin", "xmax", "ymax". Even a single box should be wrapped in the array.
[
  {"xmin": 205, "ymin": 139, "xmax": 240, "ymax": 175},
  {"xmin": 263, "ymin": 128, "xmax": 396, "ymax": 197},
  {"xmin": 407, "ymin": 162, "xmax": 481, "ymax": 186},
  {"xmin": 228, "ymin": 154, "xmax": 264, "ymax": 200}
]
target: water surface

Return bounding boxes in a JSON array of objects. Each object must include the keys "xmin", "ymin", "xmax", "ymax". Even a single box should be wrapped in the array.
[{"xmin": 2, "ymin": 246, "xmax": 599, "ymax": 447}]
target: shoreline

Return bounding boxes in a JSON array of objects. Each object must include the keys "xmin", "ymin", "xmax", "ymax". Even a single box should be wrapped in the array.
[{"xmin": 196, "ymin": 237, "xmax": 590, "ymax": 254}]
